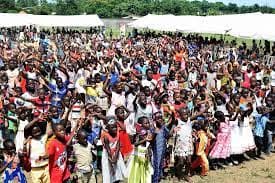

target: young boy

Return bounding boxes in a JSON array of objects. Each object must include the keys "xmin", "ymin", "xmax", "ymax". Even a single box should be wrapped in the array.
[
  {"xmin": 73, "ymin": 129, "xmax": 96, "ymax": 183},
  {"xmin": 47, "ymin": 123, "xmax": 76, "ymax": 183},
  {"xmin": 1, "ymin": 139, "xmax": 27, "ymax": 182},
  {"xmin": 254, "ymin": 107, "xmax": 269, "ymax": 158}
]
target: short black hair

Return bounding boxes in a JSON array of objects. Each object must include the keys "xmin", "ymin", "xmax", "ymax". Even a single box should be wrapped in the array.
[
  {"xmin": 52, "ymin": 123, "xmax": 64, "ymax": 132},
  {"xmin": 3, "ymin": 139, "xmax": 16, "ymax": 151},
  {"xmin": 137, "ymin": 116, "xmax": 148, "ymax": 124}
]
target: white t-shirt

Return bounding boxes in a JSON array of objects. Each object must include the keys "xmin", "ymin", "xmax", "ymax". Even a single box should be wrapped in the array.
[
  {"xmin": 30, "ymin": 135, "xmax": 48, "ymax": 168},
  {"xmin": 141, "ymin": 79, "xmax": 157, "ymax": 90},
  {"xmin": 271, "ymin": 70, "xmax": 275, "ymax": 86},
  {"xmin": 6, "ymin": 68, "xmax": 19, "ymax": 89}
]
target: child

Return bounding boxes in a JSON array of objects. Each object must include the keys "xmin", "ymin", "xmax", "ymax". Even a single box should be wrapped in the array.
[
  {"xmin": 115, "ymin": 106, "xmax": 133, "ymax": 159},
  {"xmin": 151, "ymin": 112, "xmax": 169, "ymax": 183},
  {"xmin": 1, "ymin": 139, "xmax": 27, "ymax": 183},
  {"xmin": 14, "ymin": 109, "xmax": 30, "ymax": 153},
  {"xmin": 104, "ymin": 77, "xmax": 126, "ymax": 117},
  {"xmin": 127, "ymin": 116, "xmax": 154, "ymax": 183},
  {"xmin": 5, "ymin": 103, "xmax": 17, "ymax": 141},
  {"xmin": 239, "ymin": 104, "xmax": 256, "ymax": 156},
  {"xmin": 47, "ymin": 123, "xmax": 76, "ymax": 183},
  {"xmin": 23, "ymin": 114, "xmax": 50, "ymax": 183},
  {"xmin": 191, "ymin": 123, "xmax": 209, "ymax": 176},
  {"xmin": 253, "ymin": 107, "xmax": 269, "ymax": 158},
  {"xmin": 226, "ymin": 103, "xmax": 241, "ymax": 165},
  {"xmin": 101, "ymin": 119, "xmax": 126, "ymax": 183},
  {"xmin": 173, "ymin": 107, "xmax": 194, "ymax": 182},
  {"xmin": 73, "ymin": 129, "xmax": 96, "ymax": 183},
  {"xmin": 209, "ymin": 111, "xmax": 231, "ymax": 167}
]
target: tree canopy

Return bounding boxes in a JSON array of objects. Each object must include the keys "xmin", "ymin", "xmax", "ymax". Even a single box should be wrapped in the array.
[{"xmin": 0, "ymin": 0, "xmax": 274, "ymax": 17}]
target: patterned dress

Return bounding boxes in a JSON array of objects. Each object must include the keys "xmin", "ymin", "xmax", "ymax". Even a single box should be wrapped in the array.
[
  {"xmin": 209, "ymin": 121, "xmax": 231, "ymax": 159},
  {"xmin": 174, "ymin": 118, "xmax": 194, "ymax": 157},
  {"xmin": 152, "ymin": 126, "xmax": 169, "ymax": 183}
]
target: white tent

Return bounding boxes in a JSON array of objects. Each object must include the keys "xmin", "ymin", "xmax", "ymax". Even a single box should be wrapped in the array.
[
  {"xmin": 0, "ymin": 13, "xmax": 32, "ymax": 27},
  {"xmin": 0, "ymin": 13, "xmax": 104, "ymax": 27},
  {"xmin": 229, "ymin": 13, "xmax": 275, "ymax": 41},
  {"xmin": 129, "ymin": 12, "xmax": 275, "ymax": 41},
  {"xmin": 129, "ymin": 14, "xmax": 177, "ymax": 32},
  {"xmin": 30, "ymin": 14, "xmax": 104, "ymax": 27}
]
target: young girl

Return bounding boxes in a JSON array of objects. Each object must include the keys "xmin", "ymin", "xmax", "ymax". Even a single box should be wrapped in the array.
[
  {"xmin": 151, "ymin": 112, "xmax": 169, "ymax": 183},
  {"xmin": 226, "ymin": 103, "xmax": 242, "ymax": 164},
  {"xmin": 191, "ymin": 123, "xmax": 209, "ymax": 176},
  {"xmin": 127, "ymin": 116, "xmax": 154, "ymax": 183},
  {"xmin": 239, "ymin": 103, "xmax": 256, "ymax": 155},
  {"xmin": 209, "ymin": 111, "xmax": 231, "ymax": 167},
  {"xmin": 101, "ymin": 119, "xmax": 126, "ymax": 183},
  {"xmin": 115, "ymin": 106, "xmax": 133, "ymax": 159},
  {"xmin": 174, "ymin": 107, "xmax": 194, "ymax": 182}
]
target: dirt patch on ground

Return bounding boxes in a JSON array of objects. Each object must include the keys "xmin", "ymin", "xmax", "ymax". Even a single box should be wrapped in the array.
[
  {"xmin": 26, "ymin": 155, "xmax": 275, "ymax": 183},
  {"xmin": 161, "ymin": 154, "xmax": 275, "ymax": 183}
]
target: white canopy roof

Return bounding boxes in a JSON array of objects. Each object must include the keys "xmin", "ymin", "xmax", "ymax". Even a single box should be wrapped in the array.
[
  {"xmin": 128, "ymin": 14, "xmax": 177, "ymax": 32},
  {"xmin": 129, "ymin": 12, "xmax": 275, "ymax": 41},
  {"xmin": 0, "ymin": 13, "xmax": 104, "ymax": 27}
]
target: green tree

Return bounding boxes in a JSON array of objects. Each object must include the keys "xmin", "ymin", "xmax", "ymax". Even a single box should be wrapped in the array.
[{"xmin": 0, "ymin": 0, "xmax": 16, "ymax": 12}]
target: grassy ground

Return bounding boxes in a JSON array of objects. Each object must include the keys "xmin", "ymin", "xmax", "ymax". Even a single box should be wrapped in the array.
[{"xmin": 25, "ymin": 154, "xmax": 275, "ymax": 183}]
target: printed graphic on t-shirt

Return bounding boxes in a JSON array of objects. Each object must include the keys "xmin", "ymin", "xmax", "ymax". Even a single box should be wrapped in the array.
[{"xmin": 56, "ymin": 151, "xmax": 67, "ymax": 171}]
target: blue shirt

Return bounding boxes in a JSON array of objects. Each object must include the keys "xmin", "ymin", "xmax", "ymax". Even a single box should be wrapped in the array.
[
  {"xmin": 110, "ymin": 72, "xmax": 119, "ymax": 86},
  {"xmin": 49, "ymin": 80, "xmax": 69, "ymax": 106},
  {"xmin": 254, "ymin": 114, "xmax": 269, "ymax": 137}
]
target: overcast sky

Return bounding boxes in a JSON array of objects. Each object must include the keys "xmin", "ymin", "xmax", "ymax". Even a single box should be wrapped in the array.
[{"xmin": 191, "ymin": 0, "xmax": 275, "ymax": 8}]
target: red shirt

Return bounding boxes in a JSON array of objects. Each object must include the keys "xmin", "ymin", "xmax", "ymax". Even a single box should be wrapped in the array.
[
  {"xmin": 47, "ymin": 137, "xmax": 71, "ymax": 183},
  {"xmin": 152, "ymin": 73, "xmax": 161, "ymax": 81},
  {"xmin": 31, "ymin": 95, "xmax": 51, "ymax": 114},
  {"xmin": 117, "ymin": 121, "xmax": 133, "ymax": 158}
]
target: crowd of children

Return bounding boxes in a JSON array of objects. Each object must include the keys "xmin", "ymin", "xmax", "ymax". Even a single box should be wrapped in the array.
[{"xmin": 0, "ymin": 27, "xmax": 274, "ymax": 183}]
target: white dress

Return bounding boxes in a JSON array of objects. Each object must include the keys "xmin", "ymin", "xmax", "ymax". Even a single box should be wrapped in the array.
[
  {"xmin": 102, "ymin": 137, "xmax": 127, "ymax": 183},
  {"xmin": 107, "ymin": 91, "xmax": 126, "ymax": 117},
  {"xmin": 174, "ymin": 118, "xmax": 193, "ymax": 157},
  {"xmin": 15, "ymin": 119, "xmax": 28, "ymax": 152},
  {"xmin": 239, "ymin": 116, "xmax": 256, "ymax": 152},
  {"xmin": 229, "ymin": 115, "xmax": 243, "ymax": 155}
]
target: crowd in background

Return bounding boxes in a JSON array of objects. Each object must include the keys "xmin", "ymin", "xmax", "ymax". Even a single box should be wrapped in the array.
[{"xmin": 0, "ymin": 26, "xmax": 275, "ymax": 183}]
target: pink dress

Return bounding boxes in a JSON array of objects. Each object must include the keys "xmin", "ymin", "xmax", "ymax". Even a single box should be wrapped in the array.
[{"xmin": 209, "ymin": 121, "xmax": 231, "ymax": 159}]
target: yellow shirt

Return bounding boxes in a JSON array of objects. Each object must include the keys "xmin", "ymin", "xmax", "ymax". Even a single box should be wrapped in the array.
[{"xmin": 86, "ymin": 87, "xmax": 99, "ymax": 97}]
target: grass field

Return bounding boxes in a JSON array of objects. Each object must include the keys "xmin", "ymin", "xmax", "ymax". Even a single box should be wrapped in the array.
[{"xmin": 25, "ymin": 154, "xmax": 275, "ymax": 183}]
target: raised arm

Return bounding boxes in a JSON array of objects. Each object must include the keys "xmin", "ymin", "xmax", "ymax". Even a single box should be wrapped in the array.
[{"xmin": 103, "ymin": 74, "xmax": 112, "ymax": 96}]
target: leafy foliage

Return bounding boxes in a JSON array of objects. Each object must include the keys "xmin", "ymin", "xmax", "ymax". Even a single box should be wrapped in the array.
[{"xmin": 0, "ymin": 0, "xmax": 274, "ymax": 17}]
